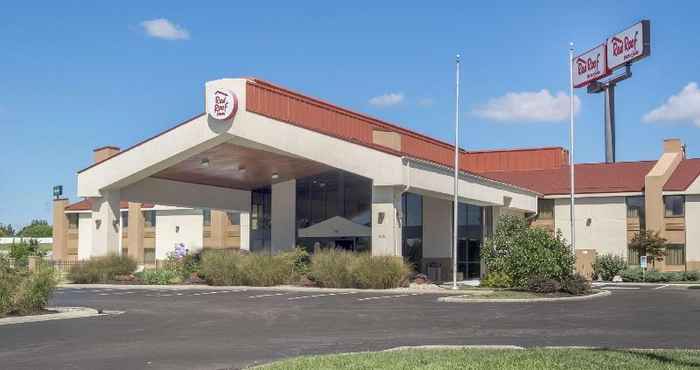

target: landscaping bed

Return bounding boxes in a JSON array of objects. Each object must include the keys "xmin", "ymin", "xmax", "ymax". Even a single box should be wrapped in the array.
[{"xmin": 256, "ymin": 348, "xmax": 700, "ymax": 370}]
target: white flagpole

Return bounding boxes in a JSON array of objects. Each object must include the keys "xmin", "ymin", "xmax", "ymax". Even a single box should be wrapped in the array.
[
  {"xmin": 452, "ymin": 54, "xmax": 461, "ymax": 290},
  {"xmin": 569, "ymin": 43, "xmax": 576, "ymax": 252}
]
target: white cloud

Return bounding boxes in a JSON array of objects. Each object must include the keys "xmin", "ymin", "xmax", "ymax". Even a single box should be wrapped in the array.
[
  {"xmin": 643, "ymin": 82, "xmax": 700, "ymax": 127},
  {"xmin": 140, "ymin": 18, "xmax": 190, "ymax": 40},
  {"xmin": 369, "ymin": 92, "xmax": 404, "ymax": 107},
  {"xmin": 417, "ymin": 98, "xmax": 434, "ymax": 107},
  {"xmin": 473, "ymin": 89, "xmax": 580, "ymax": 123}
]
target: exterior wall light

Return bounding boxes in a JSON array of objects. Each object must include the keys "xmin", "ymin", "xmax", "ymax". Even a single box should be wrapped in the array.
[
  {"xmin": 271, "ymin": 173, "xmax": 280, "ymax": 180},
  {"xmin": 200, "ymin": 158, "xmax": 210, "ymax": 168}
]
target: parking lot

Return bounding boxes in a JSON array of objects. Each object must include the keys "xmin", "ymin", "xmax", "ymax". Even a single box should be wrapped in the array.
[{"xmin": 1, "ymin": 284, "xmax": 699, "ymax": 369}]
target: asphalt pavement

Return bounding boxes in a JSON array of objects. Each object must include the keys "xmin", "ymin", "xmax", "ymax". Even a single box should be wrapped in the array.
[{"xmin": 1, "ymin": 283, "xmax": 699, "ymax": 369}]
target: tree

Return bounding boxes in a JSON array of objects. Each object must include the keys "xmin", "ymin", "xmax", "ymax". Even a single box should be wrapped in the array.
[
  {"xmin": 629, "ymin": 230, "xmax": 667, "ymax": 268},
  {"xmin": 18, "ymin": 220, "xmax": 53, "ymax": 238},
  {"xmin": 0, "ymin": 223, "xmax": 15, "ymax": 237}
]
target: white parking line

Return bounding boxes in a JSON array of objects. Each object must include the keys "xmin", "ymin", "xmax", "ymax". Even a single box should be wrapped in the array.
[
  {"xmin": 356, "ymin": 294, "xmax": 418, "ymax": 301},
  {"xmin": 601, "ymin": 287, "xmax": 640, "ymax": 290},
  {"xmin": 654, "ymin": 284, "xmax": 670, "ymax": 290},
  {"xmin": 248, "ymin": 292, "xmax": 287, "ymax": 299}
]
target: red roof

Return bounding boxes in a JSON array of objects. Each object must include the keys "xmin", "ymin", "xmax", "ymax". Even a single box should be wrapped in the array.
[
  {"xmin": 481, "ymin": 161, "xmax": 657, "ymax": 195},
  {"xmin": 665, "ymin": 158, "xmax": 700, "ymax": 191},
  {"xmin": 65, "ymin": 199, "xmax": 154, "ymax": 211}
]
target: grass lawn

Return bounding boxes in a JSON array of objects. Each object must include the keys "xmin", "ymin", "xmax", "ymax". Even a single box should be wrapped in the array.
[{"xmin": 257, "ymin": 348, "xmax": 700, "ymax": 369}]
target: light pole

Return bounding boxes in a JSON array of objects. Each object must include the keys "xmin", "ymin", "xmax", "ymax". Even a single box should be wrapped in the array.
[
  {"xmin": 568, "ymin": 43, "xmax": 576, "ymax": 251},
  {"xmin": 452, "ymin": 54, "xmax": 461, "ymax": 290}
]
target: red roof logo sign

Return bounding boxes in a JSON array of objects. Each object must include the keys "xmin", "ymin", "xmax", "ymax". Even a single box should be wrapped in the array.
[{"xmin": 207, "ymin": 89, "xmax": 238, "ymax": 120}]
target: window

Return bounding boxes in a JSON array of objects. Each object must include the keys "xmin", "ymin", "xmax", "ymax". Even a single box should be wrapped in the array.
[
  {"xmin": 627, "ymin": 246, "xmax": 640, "ymax": 266},
  {"xmin": 202, "ymin": 209, "xmax": 211, "ymax": 226},
  {"xmin": 143, "ymin": 210, "xmax": 156, "ymax": 228},
  {"xmin": 227, "ymin": 211, "xmax": 240, "ymax": 225},
  {"xmin": 67, "ymin": 214, "xmax": 79, "ymax": 230},
  {"xmin": 402, "ymin": 193, "xmax": 423, "ymax": 270},
  {"xmin": 666, "ymin": 244, "xmax": 685, "ymax": 265},
  {"xmin": 626, "ymin": 196, "xmax": 645, "ymax": 218},
  {"xmin": 537, "ymin": 199, "xmax": 554, "ymax": 219},
  {"xmin": 664, "ymin": 195, "xmax": 685, "ymax": 217},
  {"xmin": 121, "ymin": 211, "xmax": 128, "ymax": 228}
]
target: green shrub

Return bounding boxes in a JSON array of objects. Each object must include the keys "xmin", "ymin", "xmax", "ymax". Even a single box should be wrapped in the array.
[
  {"xmin": 9, "ymin": 239, "xmax": 45, "ymax": 267},
  {"xmin": 592, "ymin": 254, "xmax": 627, "ymax": 281},
  {"xmin": 141, "ymin": 269, "xmax": 181, "ymax": 285},
  {"xmin": 12, "ymin": 267, "xmax": 57, "ymax": 315},
  {"xmin": 621, "ymin": 267, "xmax": 643, "ymax": 282},
  {"xmin": 526, "ymin": 276, "xmax": 561, "ymax": 294},
  {"xmin": 561, "ymin": 273, "xmax": 592, "ymax": 295},
  {"xmin": 682, "ymin": 271, "xmax": 699, "ymax": 281},
  {"xmin": 163, "ymin": 251, "xmax": 202, "ymax": 281},
  {"xmin": 308, "ymin": 249, "xmax": 356, "ymax": 288},
  {"xmin": 199, "ymin": 250, "xmax": 245, "ymax": 286},
  {"xmin": 68, "ymin": 255, "xmax": 137, "ymax": 283},
  {"xmin": 480, "ymin": 272, "xmax": 513, "ymax": 288},
  {"xmin": 643, "ymin": 270, "xmax": 668, "ymax": 283},
  {"xmin": 199, "ymin": 248, "xmax": 307, "ymax": 287},
  {"xmin": 665, "ymin": 272, "xmax": 684, "ymax": 283},
  {"xmin": 351, "ymin": 254, "xmax": 411, "ymax": 289},
  {"xmin": 0, "ymin": 257, "xmax": 57, "ymax": 317},
  {"xmin": 483, "ymin": 215, "xmax": 575, "ymax": 288}
]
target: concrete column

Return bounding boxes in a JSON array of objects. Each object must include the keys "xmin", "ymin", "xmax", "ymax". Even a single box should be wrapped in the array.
[
  {"xmin": 271, "ymin": 179, "xmax": 296, "ymax": 253},
  {"xmin": 90, "ymin": 190, "xmax": 121, "ymax": 256},
  {"xmin": 371, "ymin": 185, "xmax": 402, "ymax": 256},
  {"xmin": 52, "ymin": 198, "xmax": 69, "ymax": 261},
  {"xmin": 210, "ymin": 210, "xmax": 227, "ymax": 248},
  {"xmin": 239, "ymin": 211, "xmax": 250, "ymax": 251},
  {"xmin": 127, "ymin": 202, "xmax": 145, "ymax": 263},
  {"xmin": 421, "ymin": 196, "xmax": 452, "ymax": 275}
]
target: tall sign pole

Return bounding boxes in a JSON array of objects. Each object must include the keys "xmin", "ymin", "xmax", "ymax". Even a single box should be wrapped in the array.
[
  {"xmin": 452, "ymin": 54, "xmax": 461, "ymax": 290},
  {"xmin": 569, "ymin": 43, "xmax": 577, "ymax": 251}
]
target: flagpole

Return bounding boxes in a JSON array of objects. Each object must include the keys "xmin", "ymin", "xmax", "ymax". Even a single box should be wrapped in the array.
[
  {"xmin": 452, "ymin": 54, "xmax": 460, "ymax": 290},
  {"xmin": 569, "ymin": 43, "xmax": 576, "ymax": 252}
]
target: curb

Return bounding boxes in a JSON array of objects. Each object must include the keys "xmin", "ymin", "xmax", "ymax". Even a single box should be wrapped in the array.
[
  {"xmin": 0, "ymin": 307, "xmax": 122, "ymax": 326},
  {"xmin": 59, "ymin": 283, "xmax": 470, "ymax": 295},
  {"xmin": 437, "ymin": 289, "xmax": 611, "ymax": 303}
]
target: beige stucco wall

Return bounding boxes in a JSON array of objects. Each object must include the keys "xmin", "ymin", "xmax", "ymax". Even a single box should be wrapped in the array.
[
  {"xmin": 554, "ymin": 196, "xmax": 627, "ymax": 256},
  {"xmin": 155, "ymin": 209, "xmax": 204, "ymax": 260},
  {"xmin": 686, "ymin": 195, "xmax": 700, "ymax": 267},
  {"xmin": 371, "ymin": 186, "xmax": 402, "ymax": 256},
  {"xmin": 77, "ymin": 213, "xmax": 93, "ymax": 260}
]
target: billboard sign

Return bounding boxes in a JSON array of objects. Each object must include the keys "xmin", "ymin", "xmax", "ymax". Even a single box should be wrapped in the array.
[
  {"xmin": 607, "ymin": 20, "xmax": 651, "ymax": 71},
  {"xmin": 573, "ymin": 44, "xmax": 609, "ymax": 88}
]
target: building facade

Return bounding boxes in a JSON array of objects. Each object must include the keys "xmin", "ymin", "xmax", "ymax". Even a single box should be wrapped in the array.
[{"xmin": 52, "ymin": 78, "xmax": 700, "ymax": 279}]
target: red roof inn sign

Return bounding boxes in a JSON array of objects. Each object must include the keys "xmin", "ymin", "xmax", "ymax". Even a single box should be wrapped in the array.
[
  {"xmin": 207, "ymin": 89, "xmax": 238, "ymax": 120},
  {"xmin": 573, "ymin": 20, "xmax": 651, "ymax": 88}
]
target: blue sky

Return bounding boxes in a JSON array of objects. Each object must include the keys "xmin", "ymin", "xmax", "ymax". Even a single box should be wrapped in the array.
[{"xmin": 2, "ymin": 1, "xmax": 699, "ymax": 228}]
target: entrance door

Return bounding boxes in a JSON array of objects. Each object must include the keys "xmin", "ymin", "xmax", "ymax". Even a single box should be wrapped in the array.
[
  {"xmin": 467, "ymin": 239, "xmax": 481, "ymax": 279},
  {"xmin": 457, "ymin": 239, "xmax": 481, "ymax": 280}
]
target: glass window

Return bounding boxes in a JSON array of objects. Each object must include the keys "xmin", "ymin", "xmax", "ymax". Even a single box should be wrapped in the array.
[
  {"xmin": 467, "ymin": 205, "xmax": 482, "ymax": 226},
  {"xmin": 626, "ymin": 196, "xmax": 645, "ymax": 218},
  {"xmin": 537, "ymin": 199, "xmax": 554, "ymax": 219},
  {"xmin": 404, "ymin": 193, "xmax": 422, "ymax": 227},
  {"xmin": 121, "ymin": 211, "xmax": 128, "ymax": 228},
  {"xmin": 666, "ymin": 244, "xmax": 685, "ymax": 265},
  {"xmin": 664, "ymin": 195, "xmax": 685, "ymax": 217},
  {"xmin": 202, "ymin": 209, "xmax": 211, "ymax": 226},
  {"xmin": 67, "ymin": 214, "xmax": 79, "ymax": 230},
  {"xmin": 627, "ymin": 246, "xmax": 640, "ymax": 266},
  {"xmin": 227, "ymin": 211, "xmax": 240, "ymax": 225},
  {"xmin": 143, "ymin": 210, "xmax": 156, "ymax": 228}
]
